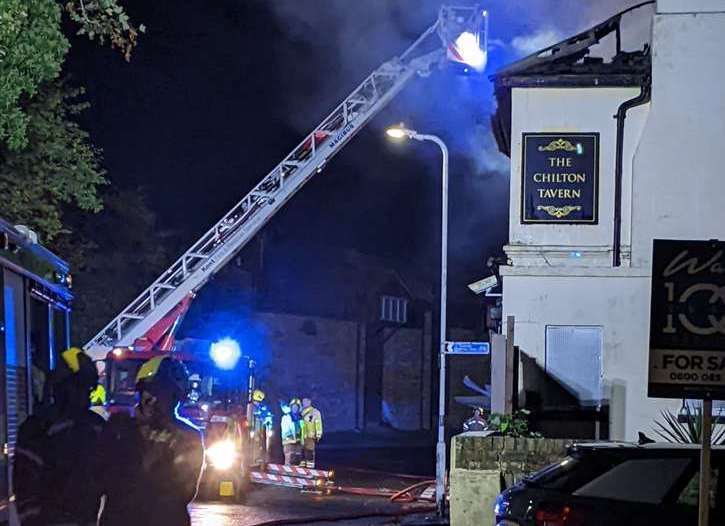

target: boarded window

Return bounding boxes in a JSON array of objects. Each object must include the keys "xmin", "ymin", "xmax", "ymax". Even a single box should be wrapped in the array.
[{"xmin": 545, "ymin": 325, "xmax": 603, "ymax": 407}]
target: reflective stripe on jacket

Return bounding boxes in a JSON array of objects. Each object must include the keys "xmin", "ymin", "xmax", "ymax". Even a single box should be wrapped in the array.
[
  {"xmin": 301, "ymin": 406, "xmax": 323, "ymax": 440},
  {"xmin": 280, "ymin": 414, "xmax": 303, "ymax": 445}
]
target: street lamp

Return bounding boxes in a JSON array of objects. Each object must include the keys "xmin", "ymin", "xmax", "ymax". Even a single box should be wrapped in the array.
[{"xmin": 386, "ymin": 123, "xmax": 449, "ymax": 513}]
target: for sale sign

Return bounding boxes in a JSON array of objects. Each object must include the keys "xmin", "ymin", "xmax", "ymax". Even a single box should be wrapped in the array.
[{"xmin": 649, "ymin": 239, "xmax": 725, "ymax": 399}]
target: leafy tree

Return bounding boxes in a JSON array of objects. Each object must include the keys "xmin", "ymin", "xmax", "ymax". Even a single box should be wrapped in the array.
[
  {"xmin": 0, "ymin": 79, "xmax": 107, "ymax": 241},
  {"xmin": 0, "ymin": 0, "xmax": 141, "ymax": 151},
  {"xmin": 59, "ymin": 188, "xmax": 169, "ymax": 343},
  {"xmin": 0, "ymin": 0, "xmax": 68, "ymax": 151}
]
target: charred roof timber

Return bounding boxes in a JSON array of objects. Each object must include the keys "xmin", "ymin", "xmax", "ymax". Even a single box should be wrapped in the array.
[{"xmin": 490, "ymin": 1, "xmax": 654, "ymax": 157}]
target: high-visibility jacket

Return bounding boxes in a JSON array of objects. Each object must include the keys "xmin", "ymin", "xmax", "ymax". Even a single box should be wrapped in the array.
[
  {"xmin": 90, "ymin": 383, "xmax": 107, "ymax": 405},
  {"xmin": 280, "ymin": 413, "xmax": 303, "ymax": 445},
  {"xmin": 301, "ymin": 406, "xmax": 323, "ymax": 441}
]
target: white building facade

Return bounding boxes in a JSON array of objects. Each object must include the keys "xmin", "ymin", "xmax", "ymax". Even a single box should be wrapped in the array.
[{"xmin": 491, "ymin": 0, "xmax": 725, "ymax": 440}]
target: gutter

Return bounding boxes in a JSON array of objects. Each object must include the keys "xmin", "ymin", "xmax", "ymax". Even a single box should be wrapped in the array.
[{"xmin": 612, "ymin": 78, "xmax": 651, "ymax": 267}]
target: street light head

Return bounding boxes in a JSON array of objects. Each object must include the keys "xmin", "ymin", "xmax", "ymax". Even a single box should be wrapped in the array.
[{"xmin": 385, "ymin": 124, "xmax": 410, "ymax": 140}]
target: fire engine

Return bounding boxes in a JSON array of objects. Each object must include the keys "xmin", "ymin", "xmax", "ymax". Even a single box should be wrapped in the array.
[
  {"xmin": 85, "ymin": 4, "xmax": 488, "ymax": 498},
  {"xmin": 102, "ymin": 340, "xmax": 265, "ymax": 500}
]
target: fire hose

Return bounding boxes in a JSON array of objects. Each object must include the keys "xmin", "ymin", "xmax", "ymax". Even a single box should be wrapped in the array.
[
  {"xmin": 332, "ymin": 480, "xmax": 437, "ymax": 503},
  {"xmin": 250, "ymin": 507, "xmax": 437, "ymax": 526},
  {"xmin": 339, "ymin": 466, "xmax": 432, "ymax": 481}
]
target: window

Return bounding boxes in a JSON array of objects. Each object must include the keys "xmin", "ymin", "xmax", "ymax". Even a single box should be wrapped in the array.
[
  {"xmin": 545, "ymin": 325, "xmax": 603, "ymax": 407},
  {"xmin": 573, "ymin": 457, "xmax": 692, "ymax": 504},
  {"xmin": 526, "ymin": 453, "xmax": 622, "ymax": 492},
  {"xmin": 380, "ymin": 295, "xmax": 407, "ymax": 324}
]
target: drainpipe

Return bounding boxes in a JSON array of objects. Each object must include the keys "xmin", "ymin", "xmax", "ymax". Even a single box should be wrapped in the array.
[{"xmin": 613, "ymin": 78, "xmax": 651, "ymax": 267}]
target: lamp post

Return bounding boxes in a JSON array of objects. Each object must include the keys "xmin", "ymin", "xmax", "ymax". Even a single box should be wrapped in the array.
[{"xmin": 386, "ymin": 124, "xmax": 449, "ymax": 513}]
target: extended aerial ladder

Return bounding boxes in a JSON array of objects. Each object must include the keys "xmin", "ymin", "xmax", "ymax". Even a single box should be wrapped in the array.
[{"xmin": 84, "ymin": 5, "xmax": 487, "ymax": 359}]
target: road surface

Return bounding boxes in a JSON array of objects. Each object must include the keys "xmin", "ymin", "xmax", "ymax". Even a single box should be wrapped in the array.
[{"xmin": 190, "ymin": 440, "xmax": 436, "ymax": 526}]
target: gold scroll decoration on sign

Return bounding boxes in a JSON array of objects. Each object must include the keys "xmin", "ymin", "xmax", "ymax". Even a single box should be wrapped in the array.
[
  {"xmin": 537, "ymin": 138, "xmax": 576, "ymax": 152},
  {"xmin": 536, "ymin": 205, "xmax": 582, "ymax": 218}
]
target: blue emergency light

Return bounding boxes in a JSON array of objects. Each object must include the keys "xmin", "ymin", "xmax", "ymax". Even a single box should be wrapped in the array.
[{"xmin": 210, "ymin": 337, "xmax": 242, "ymax": 370}]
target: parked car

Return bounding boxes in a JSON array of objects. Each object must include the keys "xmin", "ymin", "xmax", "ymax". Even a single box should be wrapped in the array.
[{"xmin": 494, "ymin": 442, "xmax": 724, "ymax": 525}]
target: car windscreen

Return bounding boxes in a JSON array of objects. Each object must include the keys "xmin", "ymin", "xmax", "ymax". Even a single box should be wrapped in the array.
[{"xmin": 109, "ymin": 358, "xmax": 144, "ymax": 402}]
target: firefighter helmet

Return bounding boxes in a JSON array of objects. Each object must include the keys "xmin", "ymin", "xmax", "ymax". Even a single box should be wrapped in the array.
[
  {"xmin": 136, "ymin": 356, "xmax": 189, "ymax": 401},
  {"xmin": 50, "ymin": 347, "xmax": 98, "ymax": 391},
  {"xmin": 252, "ymin": 389, "xmax": 266, "ymax": 403},
  {"xmin": 289, "ymin": 397, "xmax": 302, "ymax": 408}
]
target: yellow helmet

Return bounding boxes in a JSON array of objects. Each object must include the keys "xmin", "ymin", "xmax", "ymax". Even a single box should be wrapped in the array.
[
  {"xmin": 290, "ymin": 397, "xmax": 301, "ymax": 408},
  {"xmin": 252, "ymin": 389, "xmax": 266, "ymax": 403},
  {"xmin": 135, "ymin": 356, "xmax": 189, "ymax": 400},
  {"xmin": 61, "ymin": 347, "xmax": 84, "ymax": 373},
  {"xmin": 51, "ymin": 347, "xmax": 98, "ymax": 390},
  {"xmin": 136, "ymin": 356, "xmax": 166, "ymax": 383}
]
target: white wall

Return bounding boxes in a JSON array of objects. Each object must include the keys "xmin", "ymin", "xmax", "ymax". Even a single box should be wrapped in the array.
[
  {"xmin": 508, "ymin": 87, "xmax": 648, "ymax": 260},
  {"xmin": 657, "ymin": 0, "xmax": 725, "ymax": 13},
  {"xmin": 631, "ymin": 10, "xmax": 725, "ymax": 268},
  {"xmin": 503, "ymin": 86, "xmax": 657, "ymax": 439},
  {"xmin": 503, "ymin": 272, "xmax": 681, "ymax": 440},
  {"xmin": 500, "ymin": 6, "xmax": 725, "ymax": 441}
]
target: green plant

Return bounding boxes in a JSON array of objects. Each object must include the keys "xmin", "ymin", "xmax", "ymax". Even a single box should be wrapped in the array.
[
  {"xmin": 488, "ymin": 409, "xmax": 543, "ymax": 438},
  {"xmin": 654, "ymin": 405, "xmax": 725, "ymax": 444}
]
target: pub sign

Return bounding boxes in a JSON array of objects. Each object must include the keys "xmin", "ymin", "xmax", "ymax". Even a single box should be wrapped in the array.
[
  {"xmin": 648, "ymin": 239, "xmax": 725, "ymax": 399},
  {"xmin": 521, "ymin": 133, "xmax": 599, "ymax": 224}
]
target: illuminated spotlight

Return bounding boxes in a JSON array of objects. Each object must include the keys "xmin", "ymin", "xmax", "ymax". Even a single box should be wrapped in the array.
[
  {"xmin": 210, "ymin": 338, "xmax": 241, "ymax": 369},
  {"xmin": 386, "ymin": 126, "xmax": 408, "ymax": 140},
  {"xmin": 453, "ymin": 31, "xmax": 487, "ymax": 71},
  {"xmin": 112, "ymin": 348, "xmax": 124, "ymax": 358},
  {"xmin": 206, "ymin": 439, "xmax": 237, "ymax": 470}
]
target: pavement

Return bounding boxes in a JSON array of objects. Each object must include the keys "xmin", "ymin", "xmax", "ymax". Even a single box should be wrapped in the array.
[{"xmin": 190, "ymin": 427, "xmax": 439, "ymax": 526}]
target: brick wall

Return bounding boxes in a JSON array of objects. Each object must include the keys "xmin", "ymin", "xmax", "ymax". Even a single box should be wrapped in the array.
[
  {"xmin": 253, "ymin": 312, "xmax": 363, "ymax": 432},
  {"xmin": 381, "ymin": 327, "xmax": 429, "ymax": 430}
]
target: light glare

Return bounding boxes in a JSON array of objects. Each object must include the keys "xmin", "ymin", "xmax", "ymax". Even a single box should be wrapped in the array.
[
  {"xmin": 210, "ymin": 338, "xmax": 241, "ymax": 370},
  {"xmin": 454, "ymin": 31, "xmax": 487, "ymax": 70},
  {"xmin": 386, "ymin": 128, "xmax": 407, "ymax": 140},
  {"xmin": 206, "ymin": 439, "xmax": 236, "ymax": 470}
]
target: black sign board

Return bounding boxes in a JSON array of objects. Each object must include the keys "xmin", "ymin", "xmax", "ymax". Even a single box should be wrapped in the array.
[
  {"xmin": 521, "ymin": 133, "xmax": 599, "ymax": 224},
  {"xmin": 648, "ymin": 239, "xmax": 725, "ymax": 399}
]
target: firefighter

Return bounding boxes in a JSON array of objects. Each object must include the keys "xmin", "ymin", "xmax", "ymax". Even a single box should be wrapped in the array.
[
  {"xmin": 90, "ymin": 382, "xmax": 109, "ymax": 420},
  {"xmin": 14, "ymin": 347, "xmax": 105, "ymax": 526},
  {"xmin": 280, "ymin": 397, "xmax": 303, "ymax": 465},
  {"xmin": 462, "ymin": 407, "xmax": 488, "ymax": 432},
  {"xmin": 251, "ymin": 389, "xmax": 273, "ymax": 464},
  {"xmin": 300, "ymin": 397, "xmax": 323, "ymax": 469},
  {"xmin": 99, "ymin": 356, "xmax": 203, "ymax": 526}
]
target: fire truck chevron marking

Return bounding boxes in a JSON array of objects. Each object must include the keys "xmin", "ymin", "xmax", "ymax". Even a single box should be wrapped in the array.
[
  {"xmin": 250, "ymin": 470, "xmax": 321, "ymax": 488},
  {"xmin": 265, "ymin": 462, "xmax": 333, "ymax": 479}
]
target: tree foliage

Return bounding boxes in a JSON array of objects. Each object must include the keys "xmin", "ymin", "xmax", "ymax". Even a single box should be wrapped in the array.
[
  {"xmin": 0, "ymin": 0, "xmax": 68, "ymax": 151},
  {"xmin": 654, "ymin": 406, "xmax": 725, "ymax": 445},
  {"xmin": 64, "ymin": 0, "xmax": 144, "ymax": 61},
  {"xmin": 0, "ymin": 0, "xmax": 142, "ymax": 241},
  {"xmin": 58, "ymin": 188, "xmax": 169, "ymax": 343},
  {"xmin": 0, "ymin": 0, "xmax": 142, "ymax": 150},
  {"xmin": 0, "ymin": 79, "xmax": 107, "ymax": 241}
]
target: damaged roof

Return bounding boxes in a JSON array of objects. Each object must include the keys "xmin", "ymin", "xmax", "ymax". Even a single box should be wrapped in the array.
[{"xmin": 490, "ymin": 1, "xmax": 653, "ymax": 157}]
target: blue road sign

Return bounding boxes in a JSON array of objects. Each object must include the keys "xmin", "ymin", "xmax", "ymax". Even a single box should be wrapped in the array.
[{"xmin": 445, "ymin": 341, "xmax": 490, "ymax": 355}]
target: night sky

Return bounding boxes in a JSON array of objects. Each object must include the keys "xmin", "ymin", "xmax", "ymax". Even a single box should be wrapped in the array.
[{"xmin": 65, "ymin": 0, "xmax": 645, "ymax": 311}]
